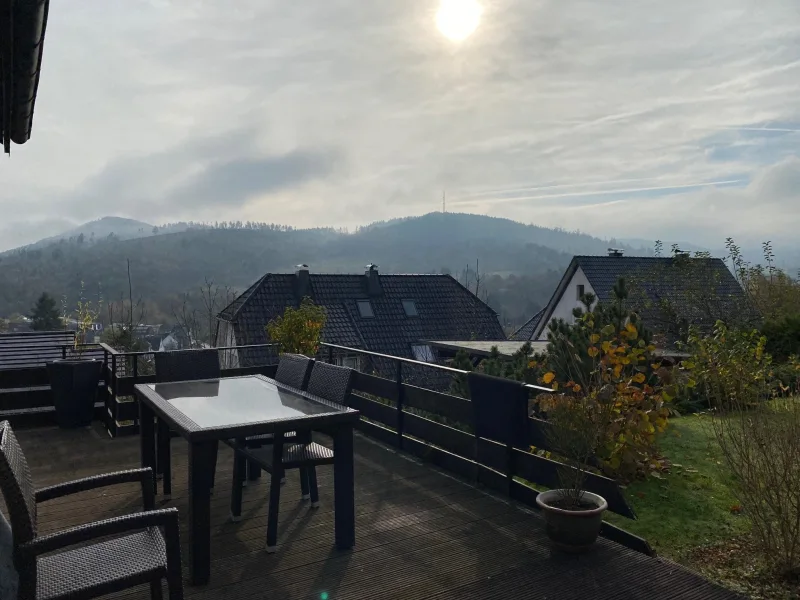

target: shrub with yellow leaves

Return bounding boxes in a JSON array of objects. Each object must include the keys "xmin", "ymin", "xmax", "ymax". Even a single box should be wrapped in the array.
[{"xmin": 538, "ymin": 312, "xmax": 671, "ymax": 482}]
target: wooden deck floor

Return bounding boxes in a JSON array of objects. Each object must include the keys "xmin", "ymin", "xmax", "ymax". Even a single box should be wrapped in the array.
[{"xmin": 8, "ymin": 424, "xmax": 741, "ymax": 600}]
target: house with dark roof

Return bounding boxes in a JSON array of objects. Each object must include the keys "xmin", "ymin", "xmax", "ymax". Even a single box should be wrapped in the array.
[
  {"xmin": 508, "ymin": 308, "xmax": 545, "ymax": 342},
  {"xmin": 216, "ymin": 264, "xmax": 506, "ymax": 379},
  {"xmin": 512, "ymin": 250, "xmax": 754, "ymax": 347}
]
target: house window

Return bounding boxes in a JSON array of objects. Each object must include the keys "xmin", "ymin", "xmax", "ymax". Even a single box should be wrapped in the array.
[
  {"xmin": 336, "ymin": 355, "xmax": 361, "ymax": 371},
  {"xmin": 402, "ymin": 300, "xmax": 418, "ymax": 317},
  {"xmin": 357, "ymin": 300, "xmax": 374, "ymax": 318},
  {"xmin": 411, "ymin": 344, "xmax": 435, "ymax": 363},
  {"xmin": 576, "ymin": 284, "xmax": 585, "ymax": 300}
]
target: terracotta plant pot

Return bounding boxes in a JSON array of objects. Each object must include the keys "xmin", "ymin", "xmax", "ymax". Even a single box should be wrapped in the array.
[
  {"xmin": 536, "ymin": 489, "xmax": 608, "ymax": 552},
  {"xmin": 47, "ymin": 359, "xmax": 102, "ymax": 428}
]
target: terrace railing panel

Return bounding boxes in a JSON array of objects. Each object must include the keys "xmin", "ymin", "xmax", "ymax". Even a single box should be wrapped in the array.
[{"xmin": 318, "ymin": 343, "xmax": 639, "ymax": 531}]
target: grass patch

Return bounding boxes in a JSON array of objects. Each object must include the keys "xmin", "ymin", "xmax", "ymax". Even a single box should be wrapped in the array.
[{"xmin": 605, "ymin": 414, "xmax": 750, "ymax": 560}]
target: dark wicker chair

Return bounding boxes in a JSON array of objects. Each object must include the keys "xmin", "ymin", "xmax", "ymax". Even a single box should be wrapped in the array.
[
  {"xmin": 229, "ymin": 362, "xmax": 354, "ymax": 552},
  {"xmin": 232, "ymin": 353, "xmax": 315, "ymax": 485},
  {"xmin": 274, "ymin": 353, "xmax": 315, "ymax": 390},
  {"xmin": 154, "ymin": 349, "xmax": 221, "ymax": 498},
  {"xmin": 154, "ymin": 349, "xmax": 221, "ymax": 383},
  {"xmin": 0, "ymin": 421, "xmax": 183, "ymax": 600}
]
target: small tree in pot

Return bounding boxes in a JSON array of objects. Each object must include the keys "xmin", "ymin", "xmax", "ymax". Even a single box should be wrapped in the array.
[
  {"xmin": 535, "ymin": 297, "xmax": 669, "ymax": 550},
  {"xmin": 536, "ymin": 389, "xmax": 612, "ymax": 551},
  {"xmin": 47, "ymin": 284, "xmax": 103, "ymax": 428}
]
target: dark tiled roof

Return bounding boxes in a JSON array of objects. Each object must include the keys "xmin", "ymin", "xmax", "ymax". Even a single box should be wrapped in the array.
[
  {"xmin": 533, "ymin": 255, "xmax": 755, "ymax": 342},
  {"xmin": 218, "ymin": 273, "xmax": 506, "ymax": 375},
  {"xmin": 508, "ymin": 308, "xmax": 545, "ymax": 341}
]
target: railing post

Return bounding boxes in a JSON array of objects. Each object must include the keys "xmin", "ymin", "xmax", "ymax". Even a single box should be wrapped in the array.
[
  {"xmin": 133, "ymin": 354, "xmax": 138, "ymax": 380},
  {"xmin": 396, "ymin": 361, "xmax": 405, "ymax": 449},
  {"xmin": 110, "ymin": 354, "xmax": 117, "ymax": 400}
]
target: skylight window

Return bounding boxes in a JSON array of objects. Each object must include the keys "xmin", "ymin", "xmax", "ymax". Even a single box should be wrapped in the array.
[
  {"xmin": 402, "ymin": 300, "xmax": 418, "ymax": 317},
  {"xmin": 357, "ymin": 300, "xmax": 374, "ymax": 318}
]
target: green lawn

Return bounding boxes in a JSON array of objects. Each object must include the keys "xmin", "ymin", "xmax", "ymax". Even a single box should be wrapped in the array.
[{"xmin": 605, "ymin": 414, "xmax": 750, "ymax": 560}]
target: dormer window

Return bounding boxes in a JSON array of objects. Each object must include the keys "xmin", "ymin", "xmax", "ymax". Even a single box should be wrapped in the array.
[
  {"xmin": 357, "ymin": 300, "xmax": 374, "ymax": 318},
  {"xmin": 402, "ymin": 300, "xmax": 418, "ymax": 317}
]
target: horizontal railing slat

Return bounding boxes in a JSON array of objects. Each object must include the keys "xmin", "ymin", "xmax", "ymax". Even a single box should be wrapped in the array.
[
  {"xmin": 402, "ymin": 437, "xmax": 477, "ymax": 481},
  {"xmin": 403, "ymin": 412, "xmax": 474, "ymax": 458},
  {"xmin": 403, "ymin": 384, "xmax": 472, "ymax": 424},
  {"xmin": 0, "ymin": 367, "xmax": 50, "ymax": 388},
  {"xmin": 349, "ymin": 393, "xmax": 397, "ymax": 429},
  {"xmin": 351, "ymin": 372, "xmax": 398, "ymax": 403},
  {"xmin": 355, "ymin": 419, "xmax": 397, "ymax": 446}
]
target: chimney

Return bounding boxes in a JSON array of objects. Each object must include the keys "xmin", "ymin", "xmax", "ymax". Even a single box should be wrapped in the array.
[
  {"xmin": 295, "ymin": 264, "xmax": 310, "ymax": 302},
  {"xmin": 607, "ymin": 248, "xmax": 624, "ymax": 258},
  {"xmin": 364, "ymin": 263, "xmax": 382, "ymax": 297}
]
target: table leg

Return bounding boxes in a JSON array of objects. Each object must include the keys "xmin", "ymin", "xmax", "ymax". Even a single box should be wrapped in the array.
[
  {"xmin": 139, "ymin": 401, "xmax": 157, "ymax": 495},
  {"xmin": 157, "ymin": 419, "xmax": 172, "ymax": 499},
  {"xmin": 333, "ymin": 424, "xmax": 355, "ymax": 550},
  {"xmin": 188, "ymin": 440, "xmax": 217, "ymax": 585}
]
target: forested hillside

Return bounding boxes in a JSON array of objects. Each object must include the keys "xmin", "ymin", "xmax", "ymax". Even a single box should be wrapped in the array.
[{"xmin": 0, "ymin": 212, "xmax": 643, "ymax": 327}]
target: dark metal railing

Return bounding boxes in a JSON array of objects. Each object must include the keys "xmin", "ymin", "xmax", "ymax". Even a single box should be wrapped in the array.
[
  {"xmin": 314, "ymin": 342, "xmax": 650, "ymax": 554},
  {"xmin": 0, "ymin": 336, "xmax": 649, "ymax": 553},
  {"xmin": 320, "ymin": 342, "xmax": 552, "ymax": 393}
]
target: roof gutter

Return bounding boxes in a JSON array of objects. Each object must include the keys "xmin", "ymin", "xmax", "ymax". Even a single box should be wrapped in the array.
[{"xmin": 7, "ymin": 0, "xmax": 50, "ymax": 147}]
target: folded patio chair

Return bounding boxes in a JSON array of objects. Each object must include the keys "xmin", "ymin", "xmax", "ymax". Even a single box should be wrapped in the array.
[
  {"xmin": 154, "ymin": 349, "xmax": 221, "ymax": 498},
  {"xmin": 228, "ymin": 361, "xmax": 354, "ymax": 552},
  {"xmin": 0, "ymin": 421, "xmax": 184, "ymax": 600}
]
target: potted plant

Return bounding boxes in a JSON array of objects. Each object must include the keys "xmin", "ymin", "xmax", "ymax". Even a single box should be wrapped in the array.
[
  {"xmin": 535, "ymin": 390, "xmax": 610, "ymax": 552},
  {"xmin": 47, "ymin": 285, "xmax": 102, "ymax": 428},
  {"xmin": 534, "ymin": 285, "xmax": 669, "ymax": 551}
]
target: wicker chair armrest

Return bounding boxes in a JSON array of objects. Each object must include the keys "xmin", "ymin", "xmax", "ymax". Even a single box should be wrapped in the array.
[
  {"xmin": 18, "ymin": 508, "xmax": 180, "ymax": 559},
  {"xmin": 35, "ymin": 468, "xmax": 155, "ymax": 509}
]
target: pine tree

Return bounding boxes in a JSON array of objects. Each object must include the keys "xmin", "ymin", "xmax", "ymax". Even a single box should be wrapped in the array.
[
  {"xmin": 30, "ymin": 293, "xmax": 62, "ymax": 331},
  {"xmin": 545, "ymin": 277, "xmax": 653, "ymax": 384}
]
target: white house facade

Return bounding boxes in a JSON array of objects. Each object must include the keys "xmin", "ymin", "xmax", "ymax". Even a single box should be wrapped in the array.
[{"xmin": 536, "ymin": 266, "xmax": 596, "ymax": 340}]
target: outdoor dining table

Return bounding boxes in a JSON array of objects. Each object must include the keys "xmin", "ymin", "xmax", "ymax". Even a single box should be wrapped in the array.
[{"xmin": 134, "ymin": 374, "xmax": 360, "ymax": 585}]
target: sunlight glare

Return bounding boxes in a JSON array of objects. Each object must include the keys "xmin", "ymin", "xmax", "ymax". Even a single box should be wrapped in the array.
[{"xmin": 436, "ymin": 0, "xmax": 482, "ymax": 42}]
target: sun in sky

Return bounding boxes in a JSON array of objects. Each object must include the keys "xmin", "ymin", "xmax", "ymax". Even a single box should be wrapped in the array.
[{"xmin": 436, "ymin": 0, "xmax": 482, "ymax": 42}]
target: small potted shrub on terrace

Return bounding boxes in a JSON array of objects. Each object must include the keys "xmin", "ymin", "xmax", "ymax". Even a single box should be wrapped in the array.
[
  {"xmin": 535, "ymin": 390, "xmax": 610, "ymax": 551},
  {"xmin": 47, "ymin": 286, "xmax": 103, "ymax": 428},
  {"xmin": 535, "ymin": 294, "xmax": 669, "ymax": 550}
]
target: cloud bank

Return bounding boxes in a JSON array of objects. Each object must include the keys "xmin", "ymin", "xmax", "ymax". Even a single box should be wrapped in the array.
[{"xmin": 1, "ymin": 0, "xmax": 798, "ymax": 250}]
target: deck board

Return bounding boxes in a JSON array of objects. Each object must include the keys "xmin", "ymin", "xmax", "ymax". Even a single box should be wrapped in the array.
[{"xmin": 3, "ymin": 423, "xmax": 742, "ymax": 600}]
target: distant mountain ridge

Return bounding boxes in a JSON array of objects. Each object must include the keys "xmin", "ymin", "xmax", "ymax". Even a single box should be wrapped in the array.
[
  {"xmin": 9, "ymin": 216, "xmax": 198, "ymax": 253},
  {"xmin": 0, "ymin": 212, "xmax": 650, "ymax": 326}
]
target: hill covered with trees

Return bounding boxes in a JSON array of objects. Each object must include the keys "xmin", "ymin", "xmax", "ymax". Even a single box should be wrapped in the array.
[{"xmin": 0, "ymin": 212, "xmax": 643, "ymax": 328}]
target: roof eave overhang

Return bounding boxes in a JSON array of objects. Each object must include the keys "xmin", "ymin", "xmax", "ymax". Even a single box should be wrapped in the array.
[{"xmin": 1, "ymin": 0, "xmax": 50, "ymax": 153}]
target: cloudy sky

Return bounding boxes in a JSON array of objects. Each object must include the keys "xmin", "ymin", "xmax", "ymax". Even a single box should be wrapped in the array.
[{"xmin": 2, "ymin": 0, "xmax": 799, "ymax": 251}]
